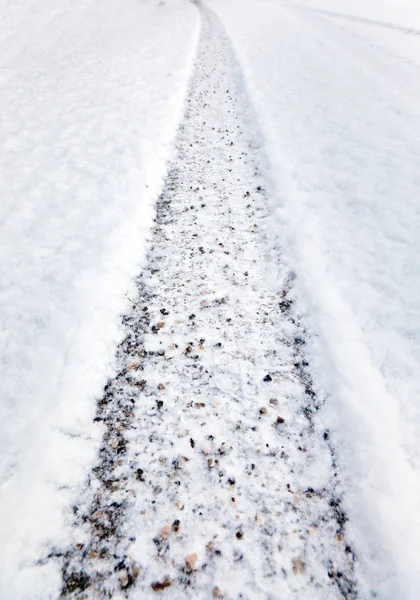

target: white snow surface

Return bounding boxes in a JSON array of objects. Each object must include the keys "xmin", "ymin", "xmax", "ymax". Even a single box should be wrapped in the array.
[
  {"xmin": 0, "ymin": 1, "xmax": 198, "ymax": 597},
  {"xmin": 208, "ymin": 0, "xmax": 420, "ymax": 597}
]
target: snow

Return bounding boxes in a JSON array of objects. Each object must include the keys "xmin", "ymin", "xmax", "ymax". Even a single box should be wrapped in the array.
[
  {"xmin": 58, "ymin": 9, "xmax": 356, "ymax": 597},
  {"xmin": 0, "ymin": 1, "xmax": 198, "ymax": 597},
  {"xmin": 3, "ymin": 0, "xmax": 420, "ymax": 596},
  {"xmin": 208, "ymin": 0, "xmax": 420, "ymax": 597}
]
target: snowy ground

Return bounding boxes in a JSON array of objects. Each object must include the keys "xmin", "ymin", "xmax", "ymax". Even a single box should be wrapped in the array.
[
  {"xmin": 0, "ymin": 1, "xmax": 198, "ymax": 597},
  {"xmin": 208, "ymin": 0, "xmax": 420, "ymax": 597},
  {"xmin": 56, "ymin": 9, "xmax": 355, "ymax": 599},
  {"xmin": 2, "ymin": 0, "xmax": 420, "ymax": 598}
]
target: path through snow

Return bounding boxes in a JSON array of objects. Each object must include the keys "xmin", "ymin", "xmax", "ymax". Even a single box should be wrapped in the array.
[{"xmin": 57, "ymin": 8, "xmax": 356, "ymax": 599}]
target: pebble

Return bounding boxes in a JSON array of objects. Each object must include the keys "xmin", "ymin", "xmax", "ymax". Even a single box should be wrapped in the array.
[
  {"xmin": 186, "ymin": 552, "xmax": 198, "ymax": 570},
  {"xmin": 161, "ymin": 524, "xmax": 171, "ymax": 539}
]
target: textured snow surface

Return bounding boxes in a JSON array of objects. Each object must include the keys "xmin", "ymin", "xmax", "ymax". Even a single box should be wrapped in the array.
[
  {"xmin": 208, "ymin": 0, "xmax": 420, "ymax": 598},
  {"xmin": 0, "ymin": 1, "xmax": 198, "ymax": 598},
  {"xmin": 2, "ymin": 0, "xmax": 420, "ymax": 597},
  {"xmin": 57, "ymin": 10, "xmax": 355, "ymax": 599}
]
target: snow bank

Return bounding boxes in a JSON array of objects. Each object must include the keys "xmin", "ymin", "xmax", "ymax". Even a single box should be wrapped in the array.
[
  {"xmin": 0, "ymin": 0, "xmax": 198, "ymax": 597},
  {"xmin": 208, "ymin": 0, "xmax": 420, "ymax": 597}
]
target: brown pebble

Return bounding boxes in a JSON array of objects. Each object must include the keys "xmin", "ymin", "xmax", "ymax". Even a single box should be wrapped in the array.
[
  {"xmin": 259, "ymin": 407, "xmax": 267, "ymax": 415},
  {"xmin": 157, "ymin": 322, "xmax": 165, "ymax": 329},
  {"xmin": 151, "ymin": 578, "xmax": 171, "ymax": 591},
  {"xmin": 213, "ymin": 587, "xmax": 221, "ymax": 598},
  {"xmin": 161, "ymin": 524, "xmax": 171, "ymax": 539},
  {"xmin": 292, "ymin": 558, "xmax": 306, "ymax": 574},
  {"xmin": 157, "ymin": 383, "xmax": 166, "ymax": 390},
  {"xmin": 236, "ymin": 530, "xmax": 243, "ymax": 539},
  {"xmin": 186, "ymin": 552, "xmax": 198, "ymax": 570},
  {"xmin": 269, "ymin": 398, "xmax": 278, "ymax": 406},
  {"xmin": 120, "ymin": 570, "xmax": 129, "ymax": 589},
  {"xmin": 206, "ymin": 541, "xmax": 215, "ymax": 553}
]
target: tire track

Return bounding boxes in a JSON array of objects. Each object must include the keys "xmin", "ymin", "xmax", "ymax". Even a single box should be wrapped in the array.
[{"xmin": 55, "ymin": 7, "xmax": 357, "ymax": 599}]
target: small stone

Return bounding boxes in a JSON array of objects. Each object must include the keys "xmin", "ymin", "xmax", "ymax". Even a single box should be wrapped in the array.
[
  {"xmin": 292, "ymin": 558, "xmax": 306, "ymax": 574},
  {"xmin": 127, "ymin": 361, "xmax": 139, "ymax": 370},
  {"xmin": 172, "ymin": 519, "xmax": 181, "ymax": 533},
  {"xmin": 259, "ymin": 407, "xmax": 267, "ymax": 415},
  {"xmin": 275, "ymin": 416, "xmax": 285, "ymax": 425},
  {"xmin": 157, "ymin": 322, "xmax": 165, "ymax": 329},
  {"xmin": 186, "ymin": 552, "xmax": 198, "ymax": 570},
  {"xmin": 135, "ymin": 468, "xmax": 145, "ymax": 482},
  {"xmin": 120, "ymin": 570, "xmax": 129, "ymax": 589},
  {"xmin": 161, "ymin": 524, "xmax": 171, "ymax": 539},
  {"xmin": 151, "ymin": 578, "xmax": 171, "ymax": 591},
  {"xmin": 176, "ymin": 500, "xmax": 184, "ymax": 510},
  {"xmin": 213, "ymin": 586, "xmax": 221, "ymax": 598},
  {"xmin": 236, "ymin": 530, "xmax": 243, "ymax": 540},
  {"xmin": 157, "ymin": 383, "xmax": 166, "ymax": 390},
  {"xmin": 263, "ymin": 374, "xmax": 272, "ymax": 382},
  {"xmin": 255, "ymin": 514, "xmax": 264, "ymax": 525},
  {"xmin": 269, "ymin": 398, "xmax": 278, "ymax": 406}
]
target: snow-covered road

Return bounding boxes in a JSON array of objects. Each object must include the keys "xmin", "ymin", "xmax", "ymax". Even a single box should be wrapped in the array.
[
  {"xmin": 56, "ymin": 8, "xmax": 355, "ymax": 598},
  {"xmin": 2, "ymin": 0, "xmax": 420, "ymax": 598}
]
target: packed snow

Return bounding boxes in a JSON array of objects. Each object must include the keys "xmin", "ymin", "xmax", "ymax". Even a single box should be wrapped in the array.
[
  {"xmin": 0, "ymin": 0, "xmax": 198, "ymax": 597},
  {"xmin": 1, "ymin": 0, "xmax": 420, "ymax": 598},
  {"xmin": 208, "ymin": 0, "xmax": 420, "ymax": 597}
]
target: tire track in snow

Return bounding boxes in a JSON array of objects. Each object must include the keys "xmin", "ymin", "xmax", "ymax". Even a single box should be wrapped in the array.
[{"xmin": 56, "ymin": 7, "xmax": 357, "ymax": 599}]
